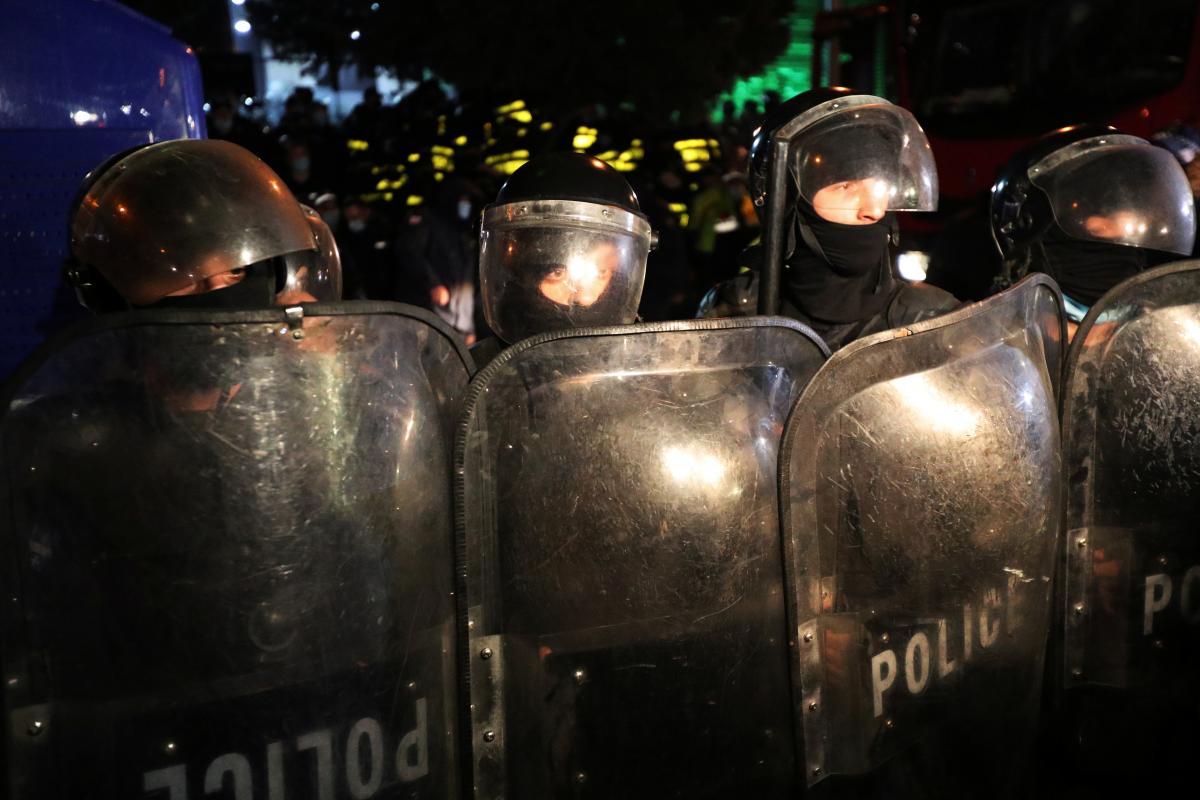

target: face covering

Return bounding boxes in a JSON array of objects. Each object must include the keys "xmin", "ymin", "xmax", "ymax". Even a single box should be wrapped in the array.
[
  {"xmin": 347, "ymin": 218, "xmax": 367, "ymax": 234},
  {"xmin": 496, "ymin": 261, "xmax": 628, "ymax": 344},
  {"xmin": 1038, "ymin": 226, "xmax": 1156, "ymax": 306},
  {"xmin": 783, "ymin": 204, "xmax": 897, "ymax": 324},
  {"xmin": 457, "ymin": 199, "xmax": 473, "ymax": 222},
  {"xmin": 290, "ymin": 157, "xmax": 311, "ymax": 174},
  {"xmin": 152, "ymin": 262, "xmax": 278, "ymax": 310}
]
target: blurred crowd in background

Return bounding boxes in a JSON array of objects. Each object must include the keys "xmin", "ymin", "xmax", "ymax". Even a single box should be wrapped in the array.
[{"xmin": 205, "ymin": 84, "xmax": 791, "ymax": 343}]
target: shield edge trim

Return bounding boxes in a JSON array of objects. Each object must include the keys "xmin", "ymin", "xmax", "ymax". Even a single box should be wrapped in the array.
[
  {"xmin": 778, "ymin": 272, "xmax": 1065, "ymax": 784},
  {"xmin": 452, "ymin": 315, "xmax": 829, "ymax": 796},
  {"xmin": 0, "ymin": 300, "xmax": 475, "ymax": 418},
  {"xmin": 1059, "ymin": 258, "xmax": 1200, "ymax": 688}
]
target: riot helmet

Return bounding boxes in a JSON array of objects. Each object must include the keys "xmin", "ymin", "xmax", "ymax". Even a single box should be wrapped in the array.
[
  {"xmin": 479, "ymin": 153, "xmax": 654, "ymax": 344},
  {"xmin": 67, "ymin": 139, "xmax": 319, "ymax": 312},
  {"xmin": 991, "ymin": 124, "xmax": 1196, "ymax": 309},
  {"xmin": 750, "ymin": 88, "xmax": 938, "ymax": 316},
  {"xmin": 749, "ymin": 87, "xmax": 937, "ymax": 215}
]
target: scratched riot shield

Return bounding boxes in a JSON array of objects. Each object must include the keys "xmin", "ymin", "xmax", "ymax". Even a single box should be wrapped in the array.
[
  {"xmin": 781, "ymin": 275, "xmax": 1064, "ymax": 796},
  {"xmin": 458, "ymin": 318, "xmax": 827, "ymax": 799},
  {"xmin": 0, "ymin": 303, "xmax": 470, "ymax": 799},
  {"xmin": 1060, "ymin": 260, "xmax": 1200, "ymax": 787}
]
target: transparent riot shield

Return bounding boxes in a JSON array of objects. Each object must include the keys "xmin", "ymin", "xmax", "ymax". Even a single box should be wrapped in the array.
[
  {"xmin": 781, "ymin": 275, "xmax": 1064, "ymax": 795},
  {"xmin": 1060, "ymin": 260, "xmax": 1200, "ymax": 786},
  {"xmin": 458, "ymin": 318, "xmax": 828, "ymax": 799},
  {"xmin": 0, "ymin": 302, "xmax": 471, "ymax": 799}
]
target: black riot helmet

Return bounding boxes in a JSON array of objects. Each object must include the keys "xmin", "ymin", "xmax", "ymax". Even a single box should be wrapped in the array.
[
  {"xmin": 66, "ymin": 139, "xmax": 338, "ymax": 313},
  {"xmin": 750, "ymin": 88, "xmax": 938, "ymax": 313},
  {"xmin": 990, "ymin": 124, "xmax": 1195, "ymax": 308},
  {"xmin": 748, "ymin": 86, "xmax": 855, "ymax": 209},
  {"xmin": 479, "ymin": 153, "xmax": 655, "ymax": 344}
]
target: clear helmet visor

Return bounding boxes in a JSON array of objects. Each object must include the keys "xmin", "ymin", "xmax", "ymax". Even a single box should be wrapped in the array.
[
  {"xmin": 480, "ymin": 200, "xmax": 651, "ymax": 344},
  {"xmin": 1030, "ymin": 135, "xmax": 1196, "ymax": 255},
  {"xmin": 278, "ymin": 206, "xmax": 343, "ymax": 304},
  {"xmin": 71, "ymin": 140, "xmax": 315, "ymax": 305},
  {"xmin": 790, "ymin": 101, "xmax": 938, "ymax": 213}
]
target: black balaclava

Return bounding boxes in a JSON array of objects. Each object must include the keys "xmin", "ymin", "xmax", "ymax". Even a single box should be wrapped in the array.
[
  {"xmin": 151, "ymin": 261, "xmax": 280, "ymax": 311},
  {"xmin": 782, "ymin": 202, "xmax": 897, "ymax": 324},
  {"xmin": 1038, "ymin": 226, "xmax": 1160, "ymax": 307},
  {"xmin": 496, "ymin": 261, "xmax": 628, "ymax": 344}
]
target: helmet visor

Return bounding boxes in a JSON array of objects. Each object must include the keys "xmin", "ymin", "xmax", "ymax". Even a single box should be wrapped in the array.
[
  {"xmin": 71, "ymin": 140, "xmax": 314, "ymax": 305},
  {"xmin": 1030, "ymin": 135, "xmax": 1196, "ymax": 255},
  {"xmin": 480, "ymin": 200, "xmax": 650, "ymax": 344},
  {"xmin": 790, "ymin": 101, "xmax": 938, "ymax": 213},
  {"xmin": 279, "ymin": 207, "xmax": 342, "ymax": 304}
]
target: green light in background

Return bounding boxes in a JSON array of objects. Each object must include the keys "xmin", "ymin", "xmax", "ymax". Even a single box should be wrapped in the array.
[{"xmin": 711, "ymin": 0, "xmax": 820, "ymax": 123}]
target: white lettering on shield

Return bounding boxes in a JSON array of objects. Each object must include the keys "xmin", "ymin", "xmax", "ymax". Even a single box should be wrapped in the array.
[
  {"xmin": 140, "ymin": 697, "xmax": 428, "ymax": 798},
  {"xmin": 1143, "ymin": 565, "xmax": 1200, "ymax": 635},
  {"xmin": 869, "ymin": 586, "xmax": 1017, "ymax": 718}
]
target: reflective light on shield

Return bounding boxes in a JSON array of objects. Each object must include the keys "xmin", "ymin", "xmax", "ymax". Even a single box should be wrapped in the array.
[
  {"xmin": 891, "ymin": 373, "xmax": 980, "ymax": 437},
  {"xmin": 661, "ymin": 446, "xmax": 726, "ymax": 488},
  {"xmin": 1162, "ymin": 307, "xmax": 1200, "ymax": 348}
]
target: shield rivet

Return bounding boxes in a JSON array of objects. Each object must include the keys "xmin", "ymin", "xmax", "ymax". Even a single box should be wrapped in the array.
[
  {"xmin": 1076, "ymin": 538, "xmax": 1087, "ymax": 549},
  {"xmin": 26, "ymin": 720, "xmax": 43, "ymax": 736},
  {"xmin": 575, "ymin": 772, "xmax": 587, "ymax": 785},
  {"xmin": 803, "ymin": 632, "xmax": 814, "ymax": 643},
  {"xmin": 574, "ymin": 669, "xmax": 586, "ymax": 685},
  {"xmin": 165, "ymin": 741, "xmax": 176, "ymax": 754},
  {"xmin": 880, "ymin": 632, "xmax": 890, "ymax": 644},
  {"xmin": 483, "ymin": 730, "xmax": 496, "ymax": 743},
  {"xmin": 808, "ymin": 702, "xmax": 818, "ymax": 712},
  {"xmin": 1071, "ymin": 667, "xmax": 1083, "ymax": 678},
  {"xmin": 884, "ymin": 718, "xmax": 895, "ymax": 730},
  {"xmin": 1154, "ymin": 639, "xmax": 1165, "ymax": 649},
  {"xmin": 1159, "ymin": 556, "xmax": 1169, "ymax": 567},
  {"xmin": 480, "ymin": 647, "xmax": 493, "ymax": 660},
  {"xmin": 1073, "ymin": 603, "xmax": 1085, "ymax": 615},
  {"xmin": 812, "ymin": 767, "xmax": 823, "ymax": 776}
]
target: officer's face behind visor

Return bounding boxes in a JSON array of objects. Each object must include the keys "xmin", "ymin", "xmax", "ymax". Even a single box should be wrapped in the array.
[
  {"xmin": 810, "ymin": 177, "xmax": 891, "ymax": 225},
  {"xmin": 537, "ymin": 240, "xmax": 619, "ymax": 307},
  {"xmin": 791, "ymin": 101, "xmax": 938, "ymax": 222},
  {"xmin": 164, "ymin": 265, "xmax": 247, "ymax": 297},
  {"xmin": 1029, "ymin": 134, "xmax": 1196, "ymax": 255},
  {"xmin": 480, "ymin": 200, "xmax": 651, "ymax": 344}
]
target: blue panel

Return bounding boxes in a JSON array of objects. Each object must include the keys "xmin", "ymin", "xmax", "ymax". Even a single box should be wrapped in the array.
[
  {"xmin": 0, "ymin": 0, "xmax": 205, "ymax": 140},
  {"xmin": 0, "ymin": 129, "xmax": 154, "ymax": 376},
  {"xmin": 0, "ymin": 0, "xmax": 207, "ymax": 377}
]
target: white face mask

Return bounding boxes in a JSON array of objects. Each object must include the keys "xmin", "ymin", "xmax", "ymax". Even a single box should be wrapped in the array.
[
  {"xmin": 347, "ymin": 218, "xmax": 367, "ymax": 234},
  {"xmin": 457, "ymin": 199, "xmax": 473, "ymax": 221}
]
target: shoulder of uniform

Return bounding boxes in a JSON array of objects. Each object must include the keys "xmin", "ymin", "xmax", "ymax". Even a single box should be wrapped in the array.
[
  {"xmin": 697, "ymin": 271, "xmax": 759, "ymax": 319},
  {"xmin": 888, "ymin": 281, "xmax": 961, "ymax": 325}
]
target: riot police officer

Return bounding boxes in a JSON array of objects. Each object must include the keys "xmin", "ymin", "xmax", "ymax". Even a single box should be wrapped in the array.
[
  {"xmin": 698, "ymin": 87, "xmax": 958, "ymax": 350},
  {"xmin": 991, "ymin": 124, "xmax": 1196, "ymax": 337},
  {"xmin": 66, "ymin": 138, "xmax": 340, "ymax": 311},
  {"xmin": 472, "ymin": 151, "xmax": 654, "ymax": 365}
]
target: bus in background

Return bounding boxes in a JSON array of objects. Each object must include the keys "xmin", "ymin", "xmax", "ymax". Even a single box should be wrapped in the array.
[
  {"xmin": 0, "ymin": 0, "xmax": 205, "ymax": 378},
  {"xmin": 813, "ymin": 0, "xmax": 1200, "ymax": 300}
]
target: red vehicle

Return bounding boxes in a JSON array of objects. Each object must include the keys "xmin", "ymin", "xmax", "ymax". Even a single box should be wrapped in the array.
[{"xmin": 814, "ymin": 0, "xmax": 1200, "ymax": 299}]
